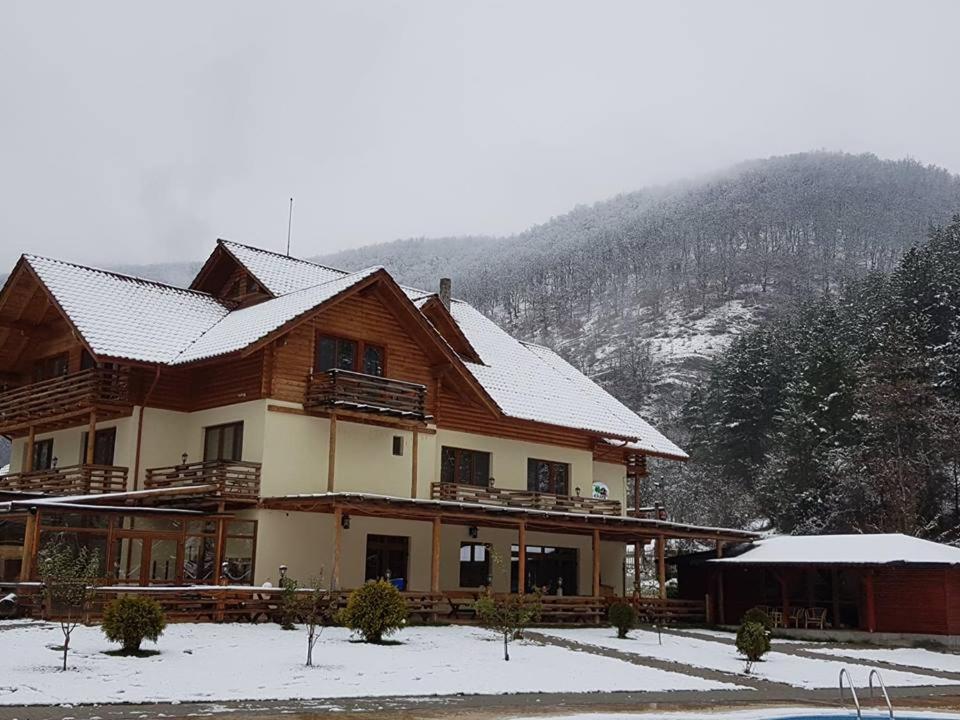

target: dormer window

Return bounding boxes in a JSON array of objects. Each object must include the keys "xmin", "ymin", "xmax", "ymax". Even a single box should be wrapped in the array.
[{"xmin": 315, "ymin": 334, "xmax": 384, "ymax": 377}]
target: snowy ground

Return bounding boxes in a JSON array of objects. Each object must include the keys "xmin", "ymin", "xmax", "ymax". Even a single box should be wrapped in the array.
[
  {"xmin": 809, "ymin": 646, "xmax": 960, "ymax": 674},
  {"xmin": 0, "ymin": 621, "xmax": 738, "ymax": 706},
  {"xmin": 518, "ymin": 712, "xmax": 960, "ymax": 720},
  {"xmin": 540, "ymin": 628, "xmax": 956, "ymax": 689}
]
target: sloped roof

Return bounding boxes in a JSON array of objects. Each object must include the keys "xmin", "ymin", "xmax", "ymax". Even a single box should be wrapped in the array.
[
  {"xmin": 25, "ymin": 255, "xmax": 229, "ymax": 363},
  {"xmin": 711, "ymin": 534, "xmax": 960, "ymax": 566},
  {"xmin": 218, "ymin": 240, "xmax": 347, "ymax": 296}
]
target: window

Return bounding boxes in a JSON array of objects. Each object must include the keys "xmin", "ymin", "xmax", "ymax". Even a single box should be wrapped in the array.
[
  {"xmin": 441, "ymin": 446, "xmax": 491, "ymax": 487},
  {"xmin": 365, "ymin": 535, "xmax": 409, "ymax": 584},
  {"xmin": 315, "ymin": 334, "xmax": 385, "ymax": 377},
  {"xmin": 392, "ymin": 436, "xmax": 404, "ymax": 456},
  {"xmin": 81, "ymin": 427, "xmax": 117, "ymax": 466},
  {"xmin": 459, "ymin": 542, "xmax": 491, "ymax": 587},
  {"xmin": 33, "ymin": 353, "xmax": 68, "ymax": 382},
  {"xmin": 203, "ymin": 422, "xmax": 243, "ymax": 462},
  {"xmin": 527, "ymin": 459, "xmax": 570, "ymax": 495},
  {"xmin": 32, "ymin": 438, "xmax": 54, "ymax": 471}
]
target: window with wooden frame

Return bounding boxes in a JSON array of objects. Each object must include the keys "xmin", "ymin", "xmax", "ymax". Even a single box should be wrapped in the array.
[
  {"xmin": 459, "ymin": 542, "xmax": 491, "ymax": 587},
  {"xmin": 80, "ymin": 427, "xmax": 117, "ymax": 466},
  {"xmin": 32, "ymin": 438, "xmax": 54, "ymax": 471},
  {"xmin": 440, "ymin": 446, "xmax": 491, "ymax": 487},
  {"xmin": 315, "ymin": 333, "xmax": 385, "ymax": 377},
  {"xmin": 203, "ymin": 422, "xmax": 244, "ymax": 462},
  {"xmin": 33, "ymin": 353, "xmax": 69, "ymax": 382},
  {"xmin": 527, "ymin": 458, "xmax": 570, "ymax": 495}
]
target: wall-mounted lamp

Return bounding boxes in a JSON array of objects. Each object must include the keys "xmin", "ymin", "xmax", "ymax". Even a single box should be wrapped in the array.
[
  {"xmin": 279, "ymin": 564, "xmax": 288, "ymax": 581},
  {"xmin": 575, "ymin": 486, "xmax": 582, "ymax": 497},
  {"xmin": 52, "ymin": 457, "xmax": 58, "ymax": 469},
  {"xmin": 341, "ymin": 513, "xmax": 351, "ymax": 529},
  {"xmin": 468, "ymin": 526, "xmax": 479, "ymax": 539},
  {"xmin": 181, "ymin": 452, "xmax": 189, "ymax": 465}
]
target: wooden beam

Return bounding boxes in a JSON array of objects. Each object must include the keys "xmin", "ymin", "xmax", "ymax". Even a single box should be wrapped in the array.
[
  {"xmin": 327, "ymin": 414, "xmax": 337, "ymax": 492},
  {"xmin": 778, "ymin": 571, "xmax": 789, "ymax": 624},
  {"xmin": 85, "ymin": 410, "xmax": 97, "ymax": 465},
  {"xmin": 592, "ymin": 528, "xmax": 601, "ymax": 597},
  {"xmin": 657, "ymin": 535, "xmax": 666, "ymax": 600},
  {"xmin": 716, "ymin": 540, "xmax": 725, "ymax": 625},
  {"xmin": 517, "ymin": 520, "xmax": 527, "ymax": 594},
  {"xmin": 332, "ymin": 506, "xmax": 343, "ymax": 590},
  {"xmin": 410, "ymin": 428, "xmax": 419, "ymax": 499},
  {"xmin": 19, "ymin": 511, "xmax": 38, "ymax": 582},
  {"xmin": 831, "ymin": 567, "xmax": 841, "ymax": 629},
  {"xmin": 864, "ymin": 571, "xmax": 876, "ymax": 633},
  {"xmin": 267, "ymin": 403, "xmax": 435, "ymax": 433},
  {"xmin": 633, "ymin": 541, "xmax": 641, "ymax": 596},
  {"xmin": 24, "ymin": 425, "xmax": 35, "ymax": 472},
  {"xmin": 431, "ymin": 517, "xmax": 441, "ymax": 593},
  {"xmin": 212, "ymin": 515, "xmax": 226, "ymax": 585}
]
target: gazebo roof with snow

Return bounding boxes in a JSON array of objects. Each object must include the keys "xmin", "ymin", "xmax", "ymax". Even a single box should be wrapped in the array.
[{"xmin": 711, "ymin": 533, "xmax": 960, "ymax": 567}]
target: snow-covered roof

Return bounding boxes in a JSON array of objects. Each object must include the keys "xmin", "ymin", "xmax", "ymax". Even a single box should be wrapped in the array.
[
  {"xmin": 0, "ymin": 464, "xmax": 7, "ymax": 476},
  {"xmin": 712, "ymin": 534, "xmax": 960, "ymax": 566},
  {"xmin": 219, "ymin": 240, "xmax": 347, "ymax": 296},
  {"xmin": 26, "ymin": 255, "xmax": 229, "ymax": 363}
]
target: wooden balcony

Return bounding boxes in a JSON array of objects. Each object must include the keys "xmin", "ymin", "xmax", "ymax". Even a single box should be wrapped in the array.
[
  {"xmin": 0, "ymin": 463, "xmax": 128, "ymax": 495},
  {"xmin": 305, "ymin": 369, "xmax": 428, "ymax": 420},
  {"xmin": 627, "ymin": 504, "xmax": 667, "ymax": 520},
  {"xmin": 0, "ymin": 367, "xmax": 131, "ymax": 435},
  {"xmin": 144, "ymin": 460, "xmax": 261, "ymax": 502},
  {"xmin": 431, "ymin": 482, "xmax": 623, "ymax": 516}
]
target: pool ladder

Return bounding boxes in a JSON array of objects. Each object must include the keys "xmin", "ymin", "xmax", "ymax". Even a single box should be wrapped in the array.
[{"xmin": 839, "ymin": 667, "xmax": 894, "ymax": 719}]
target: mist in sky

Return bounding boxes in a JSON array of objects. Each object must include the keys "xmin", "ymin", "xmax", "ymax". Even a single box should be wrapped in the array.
[{"xmin": 1, "ymin": 0, "xmax": 958, "ymax": 270}]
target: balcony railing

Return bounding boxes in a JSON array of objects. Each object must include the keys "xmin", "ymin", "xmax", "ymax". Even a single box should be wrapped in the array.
[
  {"xmin": 431, "ymin": 482, "xmax": 623, "ymax": 516},
  {"xmin": 627, "ymin": 504, "xmax": 667, "ymax": 520},
  {"xmin": 305, "ymin": 369, "xmax": 428, "ymax": 420},
  {"xmin": 144, "ymin": 460, "xmax": 261, "ymax": 502},
  {"xmin": 0, "ymin": 463, "xmax": 128, "ymax": 495},
  {"xmin": 0, "ymin": 367, "xmax": 130, "ymax": 433}
]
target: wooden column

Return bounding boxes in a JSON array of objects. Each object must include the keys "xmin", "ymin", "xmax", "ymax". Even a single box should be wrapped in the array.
[
  {"xmin": 831, "ymin": 568, "xmax": 842, "ymax": 629},
  {"xmin": 864, "ymin": 571, "xmax": 876, "ymax": 632},
  {"xmin": 24, "ymin": 425, "xmax": 35, "ymax": 472},
  {"xmin": 410, "ymin": 429, "xmax": 420, "ymax": 498},
  {"xmin": 656, "ymin": 535, "xmax": 666, "ymax": 600},
  {"xmin": 716, "ymin": 540, "xmax": 726, "ymax": 625},
  {"xmin": 85, "ymin": 410, "xmax": 97, "ymax": 464},
  {"xmin": 778, "ymin": 571, "xmax": 790, "ymax": 623},
  {"xmin": 19, "ymin": 511, "xmax": 39, "ymax": 582},
  {"xmin": 327, "ymin": 414, "xmax": 337, "ymax": 492},
  {"xmin": 633, "ymin": 540, "xmax": 642, "ymax": 596},
  {"xmin": 212, "ymin": 516, "xmax": 227, "ymax": 585},
  {"xmin": 430, "ymin": 517, "xmax": 441, "ymax": 593},
  {"xmin": 332, "ymin": 506, "xmax": 343, "ymax": 590},
  {"xmin": 517, "ymin": 521, "xmax": 527, "ymax": 594},
  {"xmin": 592, "ymin": 529, "xmax": 601, "ymax": 597}
]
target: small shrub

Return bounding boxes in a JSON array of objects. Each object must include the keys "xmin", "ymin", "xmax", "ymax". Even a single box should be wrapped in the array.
[
  {"xmin": 278, "ymin": 574, "xmax": 300, "ymax": 630},
  {"xmin": 735, "ymin": 620, "xmax": 770, "ymax": 673},
  {"xmin": 339, "ymin": 580, "xmax": 407, "ymax": 643},
  {"xmin": 742, "ymin": 606, "xmax": 774, "ymax": 631},
  {"xmin": 475, "ymin": 588, "xmax": 542, "ymax": 661},
  {"xmin": 102, "ymin": 596, "xmax": 167, "ymax": 654},
  {"xmin": 608, "ymin": 602, "xmax": 637, "ymax": 639}
]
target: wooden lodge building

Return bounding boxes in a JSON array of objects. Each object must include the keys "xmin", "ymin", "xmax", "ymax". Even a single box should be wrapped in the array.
[{"xmin": 0, "ymin": 239, "xmax": 755, "ymax": 621}]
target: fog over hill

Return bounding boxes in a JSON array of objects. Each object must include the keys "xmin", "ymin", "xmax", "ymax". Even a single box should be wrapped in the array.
[{"xmin": 3, "ymin": 151, "xmax": 958, "ymax": 475}]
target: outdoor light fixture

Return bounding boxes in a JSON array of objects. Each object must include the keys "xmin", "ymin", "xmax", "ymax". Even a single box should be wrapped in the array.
[
  {"xmin": 575, "ymin": 486, "xmax": 582, "ymax": 497},
  {"xmin": 279, "ymin": 564, "xmax": 288, "ymax": 580},
  {"xmin": 51, "ymin": 457, "xmax": 58, "ymax": 469},
  {"xmin": 341, "ymin": 513, "xmax": 351, "ymax": 529},
  {"xmin": 468, "ymin": 526, "xmax": 479, "ymax": 539},
  {"xmin": 181, "ymin": 452, "xmax": 188, "ymax": 465}
]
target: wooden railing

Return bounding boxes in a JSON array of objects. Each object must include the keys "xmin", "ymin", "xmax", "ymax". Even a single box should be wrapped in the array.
[
  {"xmin": 627, "ymin": 504, "xmax": 667, "ymax": 520},
  {"xmin": 432, "ymin": 482, "xmax": 623, "ymax": 516},
  {"xmin": 0, "ymin": 367, "xmax": 130, "ymax": 433},
  {"xmin": 144, "ymin": 460, "xmax": 261, "ymax": 501},
  {"xmin": 609, "ymin": 595, "xmax": 706, "ymax": 624},
  {"xmin": 0, "ymin": 464, "xmax": 128, "ymax": 495},
  {"xmin": 306, "ymin": 369, "xmax": 428, "ymax": 420}
]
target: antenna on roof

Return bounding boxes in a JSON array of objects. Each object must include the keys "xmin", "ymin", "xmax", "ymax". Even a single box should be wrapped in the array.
[{"xmin": 285, "ymin": 197, "xmax": 294, "ymax": 256}]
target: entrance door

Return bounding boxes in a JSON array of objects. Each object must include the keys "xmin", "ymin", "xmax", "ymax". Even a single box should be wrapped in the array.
[
  {"xmin": 81, "ymin": 427, "xmax": 117, "ymax": 465},
  {"xmin": 511, "ymin": 545, "xmax": 579, "ymax": 595},
  {"xmin": 365, "ymin": 535, "xmax": 409, "ymax": 586}
]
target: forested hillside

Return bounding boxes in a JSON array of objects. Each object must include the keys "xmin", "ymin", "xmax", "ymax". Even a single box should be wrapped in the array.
[{"xmin": 678, "ymin": 217, "xmax": 960, "ymax": 540}]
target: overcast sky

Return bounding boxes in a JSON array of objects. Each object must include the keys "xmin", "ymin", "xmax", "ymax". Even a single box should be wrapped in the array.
[{"xmin": 1, "ymin": 0, "xmax": 958, "ymax": 270}]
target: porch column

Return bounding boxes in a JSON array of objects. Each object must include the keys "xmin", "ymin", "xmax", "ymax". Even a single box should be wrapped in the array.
[
  {"xmin": 213, "ymin": 515, "xmax": 227, "ymax": 584},
  {"xmin": 332, "ymin": 506, "xmax": 343, "ymax": 590},
  {"xmin": 592, "ymin": 528, "xmax": 601, "ymax": 597},
  {"xmin": 633, "ymin": 540, "xmax": 642, "ymax": 596},
  {"xmin": 864, "ymin": 571, "xmax": 876, "ymax": 632},
  {"xmin": 85, "ymin": 410, "xmax": 97, "ymax": 465},
  {"xmin": 716, "ymin": 540, "xmax": 726, "ymax": 625},
  {"xmin": 19, "ymin": 511, "xmax": 39, "ymax": 582},
  {"xmin": 517, "ymin": 520, "xmax": 527, "ymax": 594},
  {"xmin": 430, "ymin": 517, "xmax": 441, "ymax": 593},
  {"xmin": 327, "ymin": 414, "xmax": 338, "ymax": 492},
  {"xmin": 656, "ymin": 535, "xmax": 666, "ymax": 600},
  {"xmin": 831, "ymin": 568, "xmax": 841, "ymax": 629},
  {"xmin": 777, "ymin": 571, "xmax": 789, "ymax": 622},
  {"xmin": 25, "ymin": 425, "xmax": 35, "ymax": 472},
  {"xmin": 410, "ymin": 428, "xmax": 419, "ymax": 498}
]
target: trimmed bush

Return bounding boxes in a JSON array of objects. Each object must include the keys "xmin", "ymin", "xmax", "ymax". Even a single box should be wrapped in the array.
[
  {"xmin": 339, "ymin": 580, "xmax": 407, "ymax": 643},
  {"xmin": 735, "ymin": 620, "xmax": 770, "ymax": 673},
  {"xmin": 742, "ymin": 606, "xmax": 774, "ymax": 631},
  {"xmin": 102, "ymin": 595, "xmax": 167, "ymax": 654},
  {"xmin": 608, "ymin": 602, "xmax": 637, "ymax": 639}
]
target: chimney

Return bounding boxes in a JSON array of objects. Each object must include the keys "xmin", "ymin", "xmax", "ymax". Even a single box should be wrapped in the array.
[{"xmin": 439, "ymin": 277, "xmax": 452, "ymax": 310}]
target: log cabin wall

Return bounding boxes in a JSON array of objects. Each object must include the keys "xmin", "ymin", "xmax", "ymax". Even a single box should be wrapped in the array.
[{"xmin": 873, "ymin": 567, "xmax": 952, "ymax": 634}]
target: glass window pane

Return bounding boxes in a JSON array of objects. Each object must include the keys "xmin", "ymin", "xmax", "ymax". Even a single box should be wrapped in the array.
[
  {"xmin": 184, "ymin": 535, "xmax": 216, "ymax": 582},
  {"xmin": 555, "ymin": 464, "xmax": 569, "ymax": 495},
  {"xmin": 363, "ymin": 345, "xmax": 384, "ymax": 376},
  {"xmin": 337, "ymin": 340, "xmax": 357, "ymax": 370},
  {"xmin": 316, "ymin": 337, "xmax": 337, "ymax": 371},
  {"xmin": 150, "ymin": 539, "xmax": 179, "ymax": 582},
  {"xmin": 473, "ymin": 452, "xmax": 490, "ymax": 487},
  {"xmin": 441, "ymin": 447, "xmax": 455, "ymax": 484}
]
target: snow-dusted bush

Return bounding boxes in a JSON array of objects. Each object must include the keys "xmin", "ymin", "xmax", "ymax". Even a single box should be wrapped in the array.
[
  {"xmin": 608, "ymin": 602, "xmax": 636, "ymax": 638},
  {"xmin": 102, "ymin": 595, "xmax": 167, "ymax": 654},
  {"xmin": 735, "ymin": 620, "xmax": 769, "ymax": 673},
  {"xmin": 339, "ymin": 580, "xmax": 407, "ymax": 644}
]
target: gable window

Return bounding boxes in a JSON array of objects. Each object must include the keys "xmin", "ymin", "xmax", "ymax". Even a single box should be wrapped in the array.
[
  {"xmin": 204, "ymin": 422, "xmax": 243, "ymax": 462},
  {"xmin": 33, "ymin": 354, "xmax": 68, "ymax": 382},
  {"xmin": 441, "ymin": 446, "xmax": 490, "ymax": 487},
  {"xmin": 32, "ymin": 438, "xmax": 54, "ymax": 471},
  {"xmin": 527, "ymin": 459, "xmax": 570, "ymax": 495},
  {"xmin": 315, "ymin": 334, "xmax": 385, "ymax": 377},
  {"xmin": 459, "ymin": 542, "xmax": 491, "ymax": 587}
]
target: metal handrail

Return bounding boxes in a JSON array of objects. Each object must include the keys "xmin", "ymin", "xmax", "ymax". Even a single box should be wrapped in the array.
[
  {"xmin": 869, "ymin": 669, "xmax": 894, "ymax": 719},
  {"xmin": 839, "ymin": 668, "xmax": 862, "ymax": 719}
]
